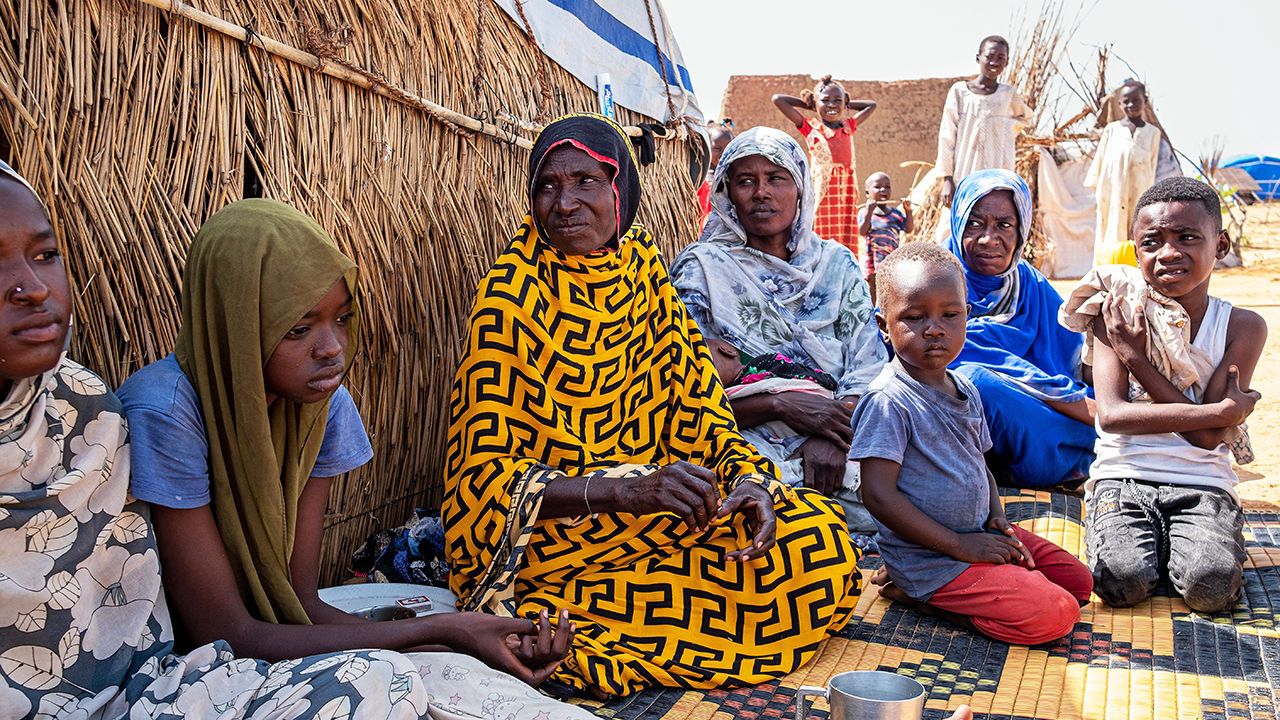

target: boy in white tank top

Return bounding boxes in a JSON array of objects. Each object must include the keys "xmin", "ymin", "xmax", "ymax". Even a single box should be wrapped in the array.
[{"xmin": 1081, "ymin": 177, "xmax": 1266, "ymax": 612}]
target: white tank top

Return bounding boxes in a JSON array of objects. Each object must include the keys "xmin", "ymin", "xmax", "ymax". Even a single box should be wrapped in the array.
[{"xmin": 1087, "ymin": 296, "xmax": 1238, "ymax": 497}]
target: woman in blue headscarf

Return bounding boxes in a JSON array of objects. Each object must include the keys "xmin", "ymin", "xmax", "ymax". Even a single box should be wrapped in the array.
[{"xmin": 946, "ymin": 169, "xmax": 1096, "ymax": 488}]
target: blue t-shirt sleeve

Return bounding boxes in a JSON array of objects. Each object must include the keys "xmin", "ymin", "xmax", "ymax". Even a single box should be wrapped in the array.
[
  {"xmin": 849, "ymin": 390, "xmax": 909, "ymax": 463},
  {"xmin": 121, "ymin": 357, "xmax": 373, "ymax": 509},
  {"xmin": 312, "ymin": 386, "xmax": 373, "ymax": 477},
  {"xmin": 119, "ymin": 366, "xmax": 213, "ymax": 510}
]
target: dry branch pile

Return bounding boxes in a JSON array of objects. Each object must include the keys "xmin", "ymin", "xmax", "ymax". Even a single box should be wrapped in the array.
[{"xmin": 0, "ymin": 0, "xmax": 704, "ymax": 583}]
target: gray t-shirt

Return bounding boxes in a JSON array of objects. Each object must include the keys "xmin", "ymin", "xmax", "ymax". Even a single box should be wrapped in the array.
[{"xmin": 850, "ymin": 361, "xmax": 993, "ymax": 600}]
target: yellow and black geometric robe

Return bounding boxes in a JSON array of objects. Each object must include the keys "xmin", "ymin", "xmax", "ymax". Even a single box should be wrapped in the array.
[{"xmin": 443, "ymin": 220, "xmax": 861, "ymax": 696}]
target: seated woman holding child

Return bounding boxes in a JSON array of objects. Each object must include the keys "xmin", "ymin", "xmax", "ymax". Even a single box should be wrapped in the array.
[
  {"xmin": 0, "ymin": 162, "xmax": 590, "ymax": 718},
  {"xmin": 945, "ymin": 169, "xmax": 1097, "ymax": 488},
  {"xmin": 442, "ymin": 114, "xmax": 860, "ymax": 698},
  {"xmin": 670, "ymin": 127, "xmax": 887, "ymax": 529}
]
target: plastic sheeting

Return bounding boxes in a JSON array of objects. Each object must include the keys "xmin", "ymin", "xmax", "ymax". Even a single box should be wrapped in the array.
[
  {"xmin": 1037, "ymin": 148, "xmax": 1097, "ymax": 279},
  {"xmin": 494, "ymin": 0, "xmax": 704, "ymax": 125},
  {"xmin": 1224, "ymin": 155, "xmax": 1280, "ymax": 201}
]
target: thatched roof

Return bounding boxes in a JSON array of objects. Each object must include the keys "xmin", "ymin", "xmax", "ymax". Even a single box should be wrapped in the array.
[
  {"xmin": 0, "ymin": 0, "xmax": 703, "ymax": 582},
  {"xmin": 721, "ymin": 74, "xmax": 966, "ymax": 194}
]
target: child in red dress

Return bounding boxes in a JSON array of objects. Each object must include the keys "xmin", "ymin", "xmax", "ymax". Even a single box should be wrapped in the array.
[{"xmin": 773, "ymin": 76, "xmax": 876, "ymax": 253}]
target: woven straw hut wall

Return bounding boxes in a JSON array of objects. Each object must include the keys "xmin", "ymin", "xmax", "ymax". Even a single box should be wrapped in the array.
[
  {"xmin": 0, "ymin": 0, "xmax": 703, "ymax": 583},
  {"xmin": 721, "ymin": 74, "xmax": 965, "ymax": 195}
]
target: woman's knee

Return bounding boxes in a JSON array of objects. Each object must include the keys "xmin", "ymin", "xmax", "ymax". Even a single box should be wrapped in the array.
[{"xmin": 775, "ymin": 488, "xmax": 859, "ymax": 567}]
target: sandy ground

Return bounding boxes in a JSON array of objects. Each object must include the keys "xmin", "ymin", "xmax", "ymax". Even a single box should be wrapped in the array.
[
  {"xmin": 1052, "ymin": 204, "xmax": 1280, "ymax": 507},
  {"xmin": 1218, "ymin": 205, "xmax": 1280, "ymax": 506}
]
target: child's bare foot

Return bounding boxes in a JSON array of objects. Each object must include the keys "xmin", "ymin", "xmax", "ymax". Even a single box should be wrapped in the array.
[
  {"xmin": 946, "ymin": 705, "xmax": 973, "ymax": 720},
  {"xmin": 877, "ymin": 581, "xmax": 909, "ymax": 603},
  {"xmin": 870, "ymin": 565, "xmax": 890, "ymax": 586}
]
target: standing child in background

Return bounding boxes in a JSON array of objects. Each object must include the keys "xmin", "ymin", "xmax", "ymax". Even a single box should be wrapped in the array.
[
  {"xmin": 774, "ymin": 75, "xmax": 877, "ymax": 252},
  {"xmin": 853, "ymin": 242, "xmax": 1092, "ymax": 645},
  {"xmin": 936, "ymin": 36, "xmax": 1031, "ymax": 206},
  {"xmin": 1085, "ymin": 80, "xmax": 1163, "ymax": 266},
  {"xmin": 1062, "ymin": 177, "xmax": 1265, "ymax": 613},
  {"xmin": 698, "ymin": 121, "xmax": 734, "ymax": 222},
  {"xmin": 858, "ymin": 172, "xmax": 914, "ymax": 303}
]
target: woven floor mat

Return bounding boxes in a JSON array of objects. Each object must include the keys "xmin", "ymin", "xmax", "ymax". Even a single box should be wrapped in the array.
[{"xmin": 576, "ymin": 488, "xmax": 1280, "ymax": 720}]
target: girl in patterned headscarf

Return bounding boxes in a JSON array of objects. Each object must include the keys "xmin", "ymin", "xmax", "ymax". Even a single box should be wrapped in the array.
[
  {"xmin": 444, "ymin": 114, "xmax": 860, "ymax": 697},
  {"xmin": 945, "ymin": 169, "xmax": 1096, "ymax": 489}
]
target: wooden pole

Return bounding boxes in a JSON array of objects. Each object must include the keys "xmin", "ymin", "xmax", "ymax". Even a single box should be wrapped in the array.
[
  {"xmin": 134, "ymin": 0, "xmax": 693, "ymax": 150},
  {"xmin": 135, "ymin": 0, "xmax": 536, "ymax": 149}
]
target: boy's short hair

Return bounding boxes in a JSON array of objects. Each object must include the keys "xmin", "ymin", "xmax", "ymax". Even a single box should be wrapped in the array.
[
  {"xmin": 864, "ymin": 172, "xmax": 891, "ymax": 190},
  {"xmin": 1133, "ymin": 177, "xmax": 1222, "ymax": 233},
  {"xmin": 876, "ymin": 241, "xmax": 966, "ymax": 307},
  {"xmin": 1120, "ymin": 78, "xmax": 1147, "ymax": 95},
  {"xmin": 979, "ymin": 35, "xmax": 1009, "ymax": 52}
]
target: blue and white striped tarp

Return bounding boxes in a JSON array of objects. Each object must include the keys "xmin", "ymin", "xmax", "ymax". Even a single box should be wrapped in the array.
[{"xmin": 494, "ymin": 0, "xmax": 704, "ymax": 125}]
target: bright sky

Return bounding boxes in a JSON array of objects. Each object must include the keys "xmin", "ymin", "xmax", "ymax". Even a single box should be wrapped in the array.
[{"xmin": 664, "ymin": 0, "xmax": 1278, "ymax": 165}]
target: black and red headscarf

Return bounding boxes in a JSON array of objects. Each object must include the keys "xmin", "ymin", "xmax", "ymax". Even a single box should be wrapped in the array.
[{"xmin": 527, "ymin": 113, "xmax": 642, "ymax": 249}]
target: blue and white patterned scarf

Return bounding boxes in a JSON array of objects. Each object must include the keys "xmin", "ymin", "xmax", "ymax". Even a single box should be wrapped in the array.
[{"xmin": 672, "ymin": 128, "xmax": 885, "ymax": 398}]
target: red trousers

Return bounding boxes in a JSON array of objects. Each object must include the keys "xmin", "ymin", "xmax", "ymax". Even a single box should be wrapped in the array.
[{"xmin": 926, "ymin": 526, "xmax": 1093, "ymax": 645}]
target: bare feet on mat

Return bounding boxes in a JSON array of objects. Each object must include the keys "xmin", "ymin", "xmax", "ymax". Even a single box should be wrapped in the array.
[
  {"xmin": 870, "ymin": 566, "xmax": 909, "ymax": 603},
  {"xmin": 878, "ymin": 581, "xmax": 910, "ymax": 604},
  {"xmin": 870, "ymin": 565, "xmax": 890, "ymax": 586}
]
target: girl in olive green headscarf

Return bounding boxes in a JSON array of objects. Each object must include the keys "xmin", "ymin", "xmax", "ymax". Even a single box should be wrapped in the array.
[{"xmin": 118, "ymin": 199, "xmax": 581, "ymax": 694}]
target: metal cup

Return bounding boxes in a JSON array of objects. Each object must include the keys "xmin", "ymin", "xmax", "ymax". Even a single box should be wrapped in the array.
[{"xmin": 795, "ymin": 670, "xmax": 926, "ymax": 720}]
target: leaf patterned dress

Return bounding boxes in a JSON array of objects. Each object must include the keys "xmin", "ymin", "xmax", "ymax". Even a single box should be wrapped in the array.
[{"xmin": 0, "ymin": 356, "xmax": 595, "ymax": 720}]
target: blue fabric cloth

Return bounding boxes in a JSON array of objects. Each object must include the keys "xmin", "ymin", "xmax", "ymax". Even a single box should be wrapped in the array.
[
  {"xmin": 956, "ymin": 365, "xmax": 1095, "ymax": 488},
  {"xmin": 850, "ymin": 360, "xmax": 993, "ymax": 601},
  {"xmin": 118, "ymin": 354, "xmax": 373, "ymax": 509}
]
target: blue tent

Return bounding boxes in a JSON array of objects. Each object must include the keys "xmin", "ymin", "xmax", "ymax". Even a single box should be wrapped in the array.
[{"xmin": 1223, "ymin": 155, "xmax": 1280, "ymax": 201}]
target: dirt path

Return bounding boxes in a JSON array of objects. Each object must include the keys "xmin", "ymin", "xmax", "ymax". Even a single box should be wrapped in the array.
[{"xmin": 1218, "ymin": 205, "xmax": 1280, "ymax": 506}]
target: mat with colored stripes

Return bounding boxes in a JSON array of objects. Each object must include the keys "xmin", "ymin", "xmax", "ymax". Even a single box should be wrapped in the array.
[{"xmin": 575, "ymin": 488, "xmax": 1280, "ymax": 720}]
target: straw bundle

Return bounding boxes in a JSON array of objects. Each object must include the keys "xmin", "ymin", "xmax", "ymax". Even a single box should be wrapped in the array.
[{"xmin": 0, "ymin": 0, "xmax": 704, "ymax": 583}]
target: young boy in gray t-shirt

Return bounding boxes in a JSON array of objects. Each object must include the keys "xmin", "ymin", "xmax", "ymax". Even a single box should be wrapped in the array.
[{"xmin": 851, "ymin": 242, "xmax": 1092, "ymax": 645}]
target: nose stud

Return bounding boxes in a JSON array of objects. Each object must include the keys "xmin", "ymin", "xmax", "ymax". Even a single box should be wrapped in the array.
[{"xmin": 13, "ymin": 286, "xmax": 22, "ymax": 294}]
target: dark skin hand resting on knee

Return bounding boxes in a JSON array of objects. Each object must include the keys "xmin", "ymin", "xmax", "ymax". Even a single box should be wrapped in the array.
[{"xmin": 530, "ymin": 145, "xmax": 777, "ymax": 562}]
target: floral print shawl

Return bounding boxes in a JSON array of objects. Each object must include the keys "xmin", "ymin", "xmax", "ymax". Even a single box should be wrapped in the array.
[{"xmin": 671, "ymin": 127, "xmax": 886, "ymax": 398}]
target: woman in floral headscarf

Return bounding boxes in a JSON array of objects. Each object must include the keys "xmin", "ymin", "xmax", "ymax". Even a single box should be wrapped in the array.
[{"xmin": 670, "ymin": 127, "xmax": 887, "ymax": 522}]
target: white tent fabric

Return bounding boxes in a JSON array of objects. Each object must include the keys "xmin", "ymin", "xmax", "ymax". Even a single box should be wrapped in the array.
[
  {"xmin": 1037, "ymin": 148, "xmax": 1097, "ymax": 279},
  {"xmin": 494, "ymin": 0, "xmax": 704, "ymax": 125}
]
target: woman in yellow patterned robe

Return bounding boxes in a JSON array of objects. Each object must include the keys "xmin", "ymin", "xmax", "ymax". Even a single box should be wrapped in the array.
[{"xmin": 442, "ymin": 114, "xmax": 861, "ymax": 697}]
